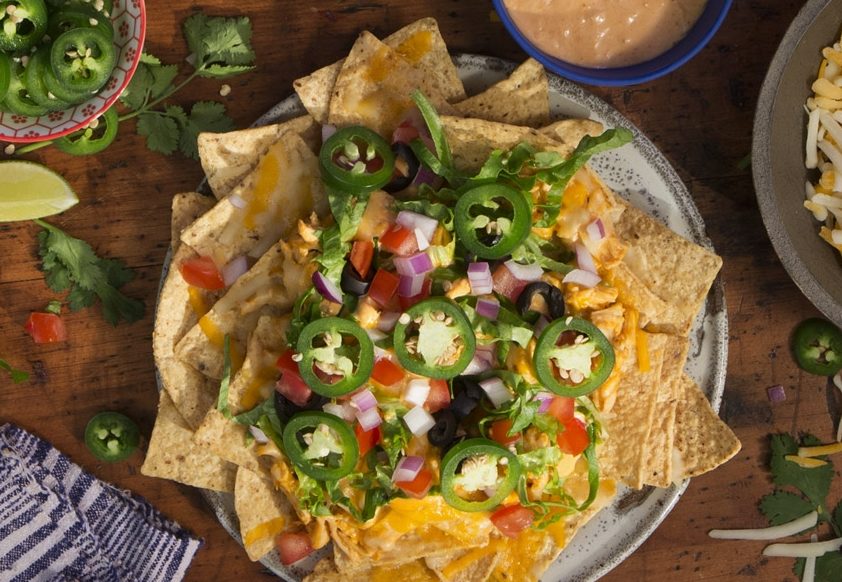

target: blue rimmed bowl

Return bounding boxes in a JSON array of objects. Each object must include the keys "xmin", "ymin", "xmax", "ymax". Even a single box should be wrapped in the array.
[{"xmin": 492, "ymin": 0, "xmax": 733, "ymax": 86}]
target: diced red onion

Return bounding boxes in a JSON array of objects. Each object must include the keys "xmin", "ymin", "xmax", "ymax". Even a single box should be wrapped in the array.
[
  {"xmin": 377, "ymin": 311, "xmax": 400, "ymax": 332},
  {"xmin": 468, "ymin": 262, "xmax": 493, "ymax": 295},
  {"xmin": 394, "ymin": 252, "xmax": 434, "ymax": 277},
  {"xmin": 323, "ymin": 402, "xmax": 356, "ymax": 422},
  {"xmin": 312, "ymin": 271, "xmax": 344, "ymax": 304},
  {"xmin": 504, "ymin": 259, "xmax": 543, "ymax": 283},
  {"xmin": 392, "ymin": 455, "xmax": 425, "ymax": 483},
  {"xmin": 413, "ymin": 165, "xmax": 437, "ymax": 187},
  {"xmin": 563, "ymin": 268, "xmax": 601, "ymax": 288},
  {"xmin": 586, "ymin": 218, "xmax": 605, "ymax": 242},
  {"xmin": 322, "ymin": 124, "xmax": 337, "ymax": 142},
  {"xmin": 767, "ymin": 384, "xmax": 786, "ymax": 403},
  {"xmin": 463, "ymin": 351, "xmax": 493, "ymax": 375},
  {"xmin": 415, "ymin": 228, "xmax": 430, "ymax": 250},
  {"xmin": 356, "ymin": 406, "xmax": 382, "ymax": 431},
  {"xmin": 222, "ymin": 255, "xmax": 248, "ymax": 287},
  {"xmin": 535, "ymin": 392, "xmax": 554, "ymax": 413},
  {"xmin": 479, "ymin": 377, "xmax": 512, "ymax": 408},
  {"xmin": 476, "ymin": 296, "xmax": 500, "ymax": 320},
  {"xmin": 248, "ymin": 425, "xmax": 269, "ymax": 444},
  {"xmin": 351, "ymin": 389, "xmax": 377, "ymax": 412},
  {"xmin": 366, "ymin": 328, "xmax": 387, "ymax": 342},
  {"xmin": 575, "ymin": 243, "xmax": 597, "ymax": 275},
  {"xmin": 535, "ymin": 316, "xmax": 550, "ymax": 337},
  {"xmin": 476, "ymin": 343, "xmax": 496, "ymax": 365},
  {"xmin": 403, "ymin": 406, "xmax": 435, "ymax": 436},
  {"xmin": 397, "ymin": 211, "xmax": 439, "ymax": 243},
  {"xmin": 228, "ymin": 193, "xmax": 247, "ymax": 209},
  {"xmin": 404, "ymin": 379, "xmax": 431, "ymax": 407},
  {"xmin": 398, "ymin": 274, "xmax": 427, "ymax": 297}
]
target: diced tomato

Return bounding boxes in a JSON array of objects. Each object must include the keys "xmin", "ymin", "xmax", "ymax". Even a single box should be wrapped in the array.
[
  {"xmin": 398, "ymin": 278, "xmax": 432, "ymax": 310},
  {"xmin": 24, "ymin": 312, "xmax": 67, "ymax": 344},
  {"xmin": 379, "ymin": 224, "xmax": 419, "ymax": 256},
  {"xmin": 276, "ymin": 371, "xmax": 312, "ymax": 407},
  {"xmin": 395, "ymin": 467, "xmax": 433, "ymax": 499},
  {"xmin": 489, "ymin": 418, "xmax": 520, "ymax": 446},
  {"xmin": 556, "ymin": 418, "xmax": 590, "ymax": 456},
  {"xmin": 368, "ymin": 268, "xmax": 400, "ymax": 308},
  {"xmin": 179, "ymin": 256, "xmax": 225, "ymax": 290},
  {"xmin": 276, "ymin": 349, "xmax": 298, "ymax": 375},
  {"xmin": 392, "ymin": 120, "xmax": 421, "ymax": 144},
  {"xmin": 492, "ymin": 264, "xmax": 527, "ymax": 303},
  {"xmin": 371, "ymin": 358, "xmax": 405, "ymax": 386},
  {"xmin": 349, "ymin": 240, "xmax": 375, "ymax": 279},
  {"xmin": 355, "ymin": 423, "xmax": 381, "ymax": 456},
  {"xmin": 424, "ymin": 379, "xmax": 451, "ymax": 413},
  {"xmin": 276, "ymin": 531, "xmax": 314, "ymax": 565},
  {"xmin": 490, "ymin": 504, "xmax": 534, "ymax": 538},
  {"xmin": 546, "ymin": 397, "xmax": 575, "ymax": 423}
]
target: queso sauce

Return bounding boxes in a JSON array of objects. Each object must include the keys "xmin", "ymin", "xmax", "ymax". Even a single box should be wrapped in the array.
[{"xmin": 503, "ymin": 0, "xmax": 708, "ymax": 68}]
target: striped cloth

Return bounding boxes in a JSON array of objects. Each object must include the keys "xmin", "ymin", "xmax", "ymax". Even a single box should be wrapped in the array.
[{"xmin": 0, "ymin": 423, "xmax": 201, "ymax": 581}]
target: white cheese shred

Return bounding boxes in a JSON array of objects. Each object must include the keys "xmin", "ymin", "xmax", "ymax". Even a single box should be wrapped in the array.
[
  {"xmin": 802, "ymin": 534, "xmax": 818, "ymax": 582},
  {"xmin": 806, "ymin": 108, "xmax": 821, "ymax": 169},
  {"xmin": 763, "ymin": 537, "xmax": 842, "ymax": 558},
  {"xmin": 708, "ymin": 511, "xmax": 818, "ymax": 541}
]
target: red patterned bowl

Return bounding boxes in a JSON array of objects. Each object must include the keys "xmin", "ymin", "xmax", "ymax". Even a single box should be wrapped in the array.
[{"xmin": 0, "ymin": 0, "xmax": 146, "ymax": 143}]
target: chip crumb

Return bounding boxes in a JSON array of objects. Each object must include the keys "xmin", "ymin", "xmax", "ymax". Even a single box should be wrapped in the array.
[
  {"xmin": 219, "ymin": 84, "xmax": 232, "ymax": 97},
  {"xmin": 4, "ymin": 144, "xmax": 15, "ymax": 156}
]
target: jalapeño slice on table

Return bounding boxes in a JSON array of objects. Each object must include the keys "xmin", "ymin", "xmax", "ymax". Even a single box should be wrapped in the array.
[
  {"xmin": 791, "ymin": 318, "xmax": 842, "ymax": 376},
  {"xmin": 281, "ymin": 411, "xmax": 359, "ymax": 481},
  {"xmin": 454, "ymin": 183, "xmax": 531, "ymax": 260},
  {"xmin": 319, "ymin": 126, "xmax": 395, "ymax": 193},
  {"xmin": 440, "ymin": 438, "xmax": 521, "ymax": 512},
  {"xmin": 49, "ymin": 27, "xmax": 115, "ymax": 95},
  {"xmin": 534, "ymin": 317, "xmax": 615, "ymax": 397},
  {"xmin": 55, "ymin": 105, "xmax": 117, "ymax": 155},
  {"xmin": 84, "ymin": 411, "xmax": 140, "ymax": 462},
  {"xmin": 0, "ymin": 0, "xmax": 48, "ymax": 52},
  {"xmin": 392, "ymin": 297, "xmax": 476, "ymax": 379},
  {"xmin": 296, "ymin": 317, "xmax": 374, "ymax": 397}
]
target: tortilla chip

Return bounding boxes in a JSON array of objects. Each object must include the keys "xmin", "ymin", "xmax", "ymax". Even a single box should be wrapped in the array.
[
  {"xmin": 181, "ymin": 133, "xmax": 327, "ymax": 266},
  {"xmin": 613, "ymin": 202, "xmax": 723, "ymax": 335},
  {"xmin": 539, "ymin": 118, "xmax": 605, "ymax": 149},
  {"xmin": 294, "ymin": 18, "xmax": 464, "ymax": 123},
  {"xmin": 235, "ymin": 467, "xmax": 296, "ymax": 561},
  {"xmin": 454, "ymin": 59, "xmax": 549, "ymax": 127},
  {"xmin": 141, "ymin": 390, "xmax": 236, "ymax": 492},
  {"xmin": 193, "ymin": 408, "xmax": 262, "ymax": 473},
  {"xmin": 441, "ymin": 116, "xmax": 573, "ymax": 173},
  {"xmin": 606, "ymin": 262, "xmax": 671, "ymax": 328},
  {"xmin": 305, "ymin": 555, "xmax": 439, "ymax": 582},
  {"xmin": 327, "ymin": 31, "xmax": 457, "ymax": 137},
  {"xmin": 198, "ymin": 116, "xmax": 320, "ymax": 199},
  {"xmin": 227, "ymin": 314, "xmax": 289, "ymax": 415},
  {"xmin": 671, "ymin": 375, "xmax": 741, "ymax": 481},
  {"xmin": 424, "ymin": 547, "xmax": 499, "ymax": 582},
  {"xmin": 170, "ymin": 192, "xmax": 215, "ymax": 253},
  {"xmin": 641, "ymin": 336, "xmax": 689, "ymax": 488}
]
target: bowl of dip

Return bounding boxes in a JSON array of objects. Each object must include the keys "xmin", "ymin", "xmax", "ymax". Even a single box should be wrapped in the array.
[{"xmin": 493, "ymin": 0, "xmax": 733, "ymax": 86}]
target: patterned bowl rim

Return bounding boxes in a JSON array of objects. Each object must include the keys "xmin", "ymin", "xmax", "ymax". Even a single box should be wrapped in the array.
[{"xmin": 0, "ymin": 0, "xmax": 147, "ymax": 143}]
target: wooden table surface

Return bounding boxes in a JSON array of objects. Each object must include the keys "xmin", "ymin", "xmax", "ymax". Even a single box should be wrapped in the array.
[{"xmin": 2, "ymin": 1, "xmax": 841, "ymax": 580}]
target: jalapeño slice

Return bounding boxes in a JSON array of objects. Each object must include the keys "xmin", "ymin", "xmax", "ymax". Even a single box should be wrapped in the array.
[
  {"xmin": 534, "ymin": 317, "xmax": 615, "ymax": 397},
  {"xmin": 55, "ymin": 105, "xmax": 117, "ymax": 155},
  {"xmin": 3, "ymin": 61, "xmax": 48, "ymax": 116},
  {"xmin": 50, "ymin": 27, "xmax": 115, "ymax": 95},
  {"xmin": 47, "ymin": 6, "xmax": 114, "ymax": 42},
  {"xmin": 454, "ymin": 184, "xmax": 531, "ymax": 259},
  {"xmin": 0, "ymin": 53, "xmax": 10, "ymax": 102},
  {"xmin": 319, "ymin": 126, "xmax": 395, "ymax": 193},
  {"xmin": 393, "ymin": 297, "xmax": 476, "ymax": 379},
  {"xmin": 440, "ymin": 438, "xmax": 521, "ymax": 512},
  {"xmin": 0, "ymin": 0, "xmax": 48, "ymax": 52},
  {"xmin": 84, "ymin": 411, "xmax": 139, "ymax": 462},
  {"xmin": 791, "ymin": 318, "xmax": 842, "ymax": 376},
  {"xmin": 282, "ymin": 411, "xmax": 359, "ymax": 481},
  {"xmin": 25, "ymin": 47, "xmax": 70, "ymax": 111},
  {"xmin": 296, "ymin": 317, "xmax": 374, "ymax": 397}
]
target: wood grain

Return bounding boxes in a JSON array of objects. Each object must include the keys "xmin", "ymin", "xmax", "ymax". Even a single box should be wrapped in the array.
[{"xmin": 1, "ymin": 1, "xmax": 840, "ymax": 581}]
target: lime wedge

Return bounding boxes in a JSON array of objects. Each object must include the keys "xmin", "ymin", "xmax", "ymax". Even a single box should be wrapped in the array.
[{"xmin": 0, "ymin": 161, "xmax": 79, "ymax": 222}]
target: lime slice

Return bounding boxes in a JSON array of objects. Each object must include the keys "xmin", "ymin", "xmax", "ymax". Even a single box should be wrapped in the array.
[{"xmin": 0, "ymin": 161, "xmax": 79, "ymax": 222}]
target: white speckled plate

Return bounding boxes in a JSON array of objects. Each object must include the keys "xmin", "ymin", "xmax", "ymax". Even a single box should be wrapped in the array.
[{"xmin": 176, "ymin": 54, "xmax": 728, "ymax": 582}]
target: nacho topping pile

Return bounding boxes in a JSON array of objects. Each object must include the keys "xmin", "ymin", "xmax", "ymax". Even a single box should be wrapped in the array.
[{"xmin": 143, "ymin": 17, "xmax": 741, "ymax": 582}]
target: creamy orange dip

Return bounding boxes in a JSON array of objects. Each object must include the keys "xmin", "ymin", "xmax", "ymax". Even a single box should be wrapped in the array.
[{"xmin": 503, "ymin": 0, "xmax": 707, "ymax": 68}]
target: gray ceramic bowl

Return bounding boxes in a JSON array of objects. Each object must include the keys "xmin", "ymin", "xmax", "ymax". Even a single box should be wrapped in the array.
[{"xmin": 754, "ymin": 0, "xmax": 842, "ymax": 326}]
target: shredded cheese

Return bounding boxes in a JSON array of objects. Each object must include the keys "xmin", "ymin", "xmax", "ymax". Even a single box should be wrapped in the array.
[
  {"xmin": 763, "ymin": 537, "xmax": 842, "ymax": 558},
  {"xmin": 709, "ymin": 510, "xmax": 818, "ymax": 541},
  {"xmin": 784, "ymin": 455, "xmax": 828, "ymax": 468},
  {"xmin": 796, "ymin": 442, "xmax": 842, "ymax": 458}
]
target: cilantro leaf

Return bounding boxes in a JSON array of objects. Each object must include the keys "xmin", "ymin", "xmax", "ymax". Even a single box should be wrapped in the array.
[
  {"xmin": 794, "ymin": 552, "xmax": 842, "ymax": 582},
  {"xmin": 517, "ymin": 446, "xmax": 561, "ymax": 473},
  {"xmin": 315, "ymin": 225, "xmax": 348, "ymax": 288},
  {"xmin": 184, "ymin": 14, "xmax": 256, "ymax": 77},
  {"xmin": 770, "ymin": 433, "xmax": 833, "ymax": 508},
  {"xmin": 759, "ymin": 491, "xmax": 816, "ymax": 526},
  {"xmin": 137, "ymin": 111, "xmax": 180, "ymax": 155},
  {"xmin": 380, "ymin": 412, "xmax": 410, "ymax": 468},
  {"xmin": 328, "ymin": 189, "xmax": 369, "ymax": 243},
  {"xmin": 0, "ymin": 359, "xmax": 29, "ymax": 383},
  {"xmin": 178, "ymin": 101, "xmax": 234, "ymax": 159},
  {"xmin": 834, "ymin": 500, "xmax": 842, "ymax": 531},
  {"xmin": 36, "ymin": 220, "xmax": 145, "ymax": 325}
]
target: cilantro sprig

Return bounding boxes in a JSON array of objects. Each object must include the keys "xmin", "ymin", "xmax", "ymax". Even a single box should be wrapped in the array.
[
  {"xmin": 0, "ymin": 359, "xmax": 29, "ymax": 383},
  {"xmin": 35, "ymin": 219, "xmax": 144, "ymax": 325},
  {"xmin": 16, "ymin": 13, "xmax": 255, "ymax": 159},
  {"xmin": 760, "ymin": 433, "xmax": 842, "ymax": 581}
]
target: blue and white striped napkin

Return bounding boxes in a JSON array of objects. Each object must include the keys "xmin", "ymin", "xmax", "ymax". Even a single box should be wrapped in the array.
[{"xmin": 0, "ymin": 423, "xmax": 201, "ymax": 581}]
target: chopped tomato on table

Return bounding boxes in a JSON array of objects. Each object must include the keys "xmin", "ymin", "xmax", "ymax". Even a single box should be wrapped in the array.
[
  {"xmin": 179, "ymin": 256, "xmax": 225, "ymax": 290},
  {"xmin": 490, "ymin": 504, "xmax": 534, "ymax": 538},
  {"xmin": 395, "ymin": 467, "xmax": 433, "ymax": 499},
  {"xmin": 556, "ymin": 417, "xmax": 590, "ymax": 456},
  {"xmin": 276, "ymin": 531, "xmax": 314, "ymax": 565},
  {"xmin": 25, "ymin": 312, "xmax": 67, "ymax": 344}
]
